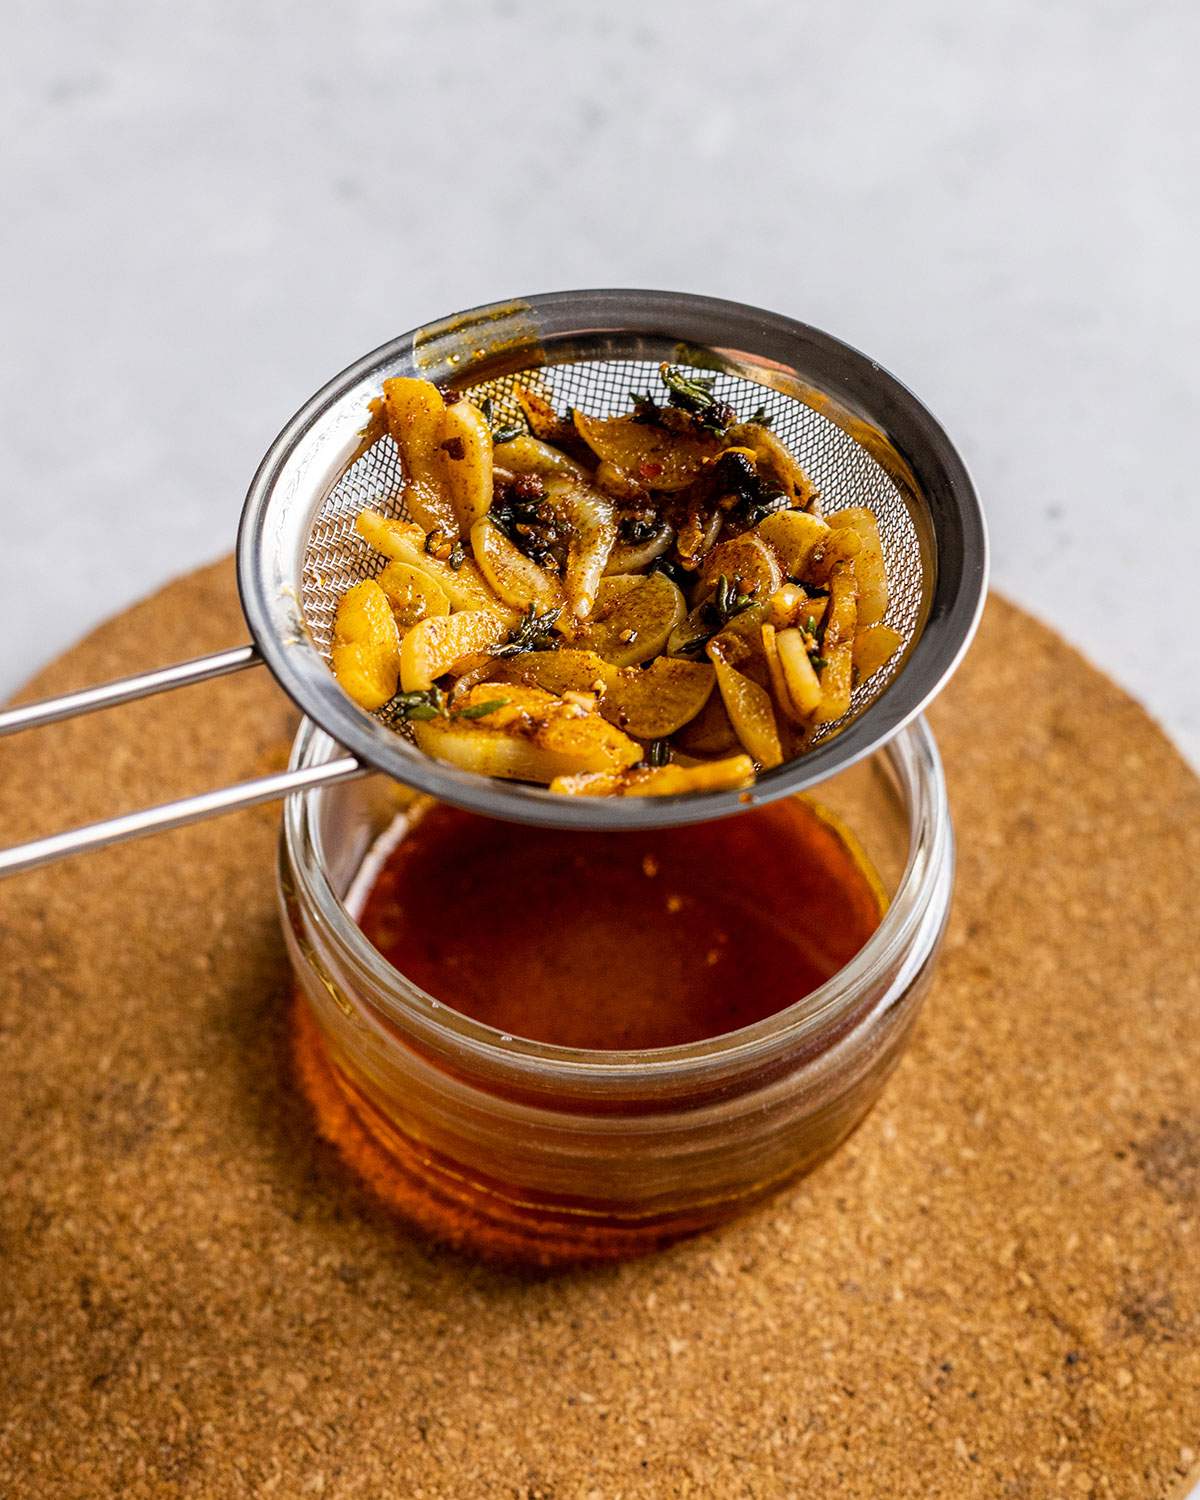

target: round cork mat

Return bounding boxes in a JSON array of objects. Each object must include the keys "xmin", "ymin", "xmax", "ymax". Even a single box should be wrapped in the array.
[{"xmin": 1, "ymin": 561, "xmax": 1198, "ymax": 1500}]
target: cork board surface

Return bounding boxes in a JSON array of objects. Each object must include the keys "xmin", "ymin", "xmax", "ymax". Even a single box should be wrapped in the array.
[{"xmin": 1, "ymin": 559, "xmax": 1198, "ymax": 1500}]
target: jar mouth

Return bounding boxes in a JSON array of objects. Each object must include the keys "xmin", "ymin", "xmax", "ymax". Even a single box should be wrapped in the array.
[{"xmin": 282, "ymin": 719, "xmax": 951, "ymax": 1082}]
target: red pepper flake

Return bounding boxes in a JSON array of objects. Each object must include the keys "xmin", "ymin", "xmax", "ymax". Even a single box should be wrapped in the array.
[{"xmin": 637, "ymin": 460, "xmax": 664, "ymax": 480}]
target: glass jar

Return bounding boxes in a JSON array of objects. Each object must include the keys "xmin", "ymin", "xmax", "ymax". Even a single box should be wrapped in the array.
[{"xmin": 278, "ymin": 720, "xmax": 953, "ymax": 1266}]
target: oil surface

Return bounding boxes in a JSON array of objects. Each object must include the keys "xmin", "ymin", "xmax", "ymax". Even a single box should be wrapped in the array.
[{"xmin": 357, "ymin": 799, "xmax": 885, "ymax": 1050}]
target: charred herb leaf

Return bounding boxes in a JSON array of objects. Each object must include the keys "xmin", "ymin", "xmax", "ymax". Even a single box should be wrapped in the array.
[
  {"xmin": 658, "ymin": 364, "xmax": 735, "ymax": 434},
  {"xmin": 489, "ymin": 478, "xmax": 564, "ymax": 569},
  {"xmin": 677, "ymin": 632, "xmax": 716, "ymax": 658},
  {"xmin": 650, "ymin": 555, "xmax": 692, "ymax": 591},
  {"xmin": 744, "ymin": 491, "xmax": 791, "ymax": 525},
  {"xmin": 619, "ymin": 515, "xmax": 658, "ymax": 545},
  {"xmin": 712, "ymin": 450, "xmax": 791, "ymax": 527},
  {"xmin": 644, "ymin": 737, "xmax": 671, "ymax": 768},
  {"xmin": 488, "ymin": 604, "xmax": 562, "ymax": 658},
  {"xmin": 629, "ymin": 389, "xmax": 661, "ymax": 425}
]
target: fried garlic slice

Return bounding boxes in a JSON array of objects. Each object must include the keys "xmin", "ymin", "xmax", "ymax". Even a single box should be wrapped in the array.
[
  {"xmin": 399, "ymin": 611, "xmax": 510, "ymax": 692},
  {"xmin": 413, "ymin": 681, "xmax": 641, "ymax": 783},
  {"xmin": 550, "ymin": 754, "xmax": 755, "ymax": 798},
  {"xmin": 707, "ymin": 635, "xmax": 784, "ymax": 768},
  {"xmin": 331, "ymin": 579, "xmax": 401, "ymax": 710},
  {"xmin": 578, "ymin": 571, "xmax": 686, "ymax": 667},
  {"xmin": 355, "ymin": 511, "xmax": 518, "ymax": 623}
]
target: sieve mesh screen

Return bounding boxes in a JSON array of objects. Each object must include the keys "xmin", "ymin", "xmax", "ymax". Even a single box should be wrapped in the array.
[{"xmin": 302, "ymin": 361, "xmax": 923, "ymax": 747}]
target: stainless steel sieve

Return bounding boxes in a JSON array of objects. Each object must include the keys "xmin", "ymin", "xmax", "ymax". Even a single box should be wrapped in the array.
[{"xmin": 0, "ymin": 290, "xmax": 987, "ymax": 876}]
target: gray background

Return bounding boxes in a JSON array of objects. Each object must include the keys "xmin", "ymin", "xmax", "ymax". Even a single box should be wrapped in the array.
[
  {"xmin": 2, "ymin": 0, "xmax": 1198, "ymax": 774},
  {"xmin": 2, "ymin": 3, "xmax": 1198, "ymax": 1490}
]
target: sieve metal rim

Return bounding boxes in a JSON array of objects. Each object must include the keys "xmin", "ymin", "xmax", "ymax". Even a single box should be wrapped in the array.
[{"xmin": 236, "ymin": 289, "xmax": 987, "ymax": 830}]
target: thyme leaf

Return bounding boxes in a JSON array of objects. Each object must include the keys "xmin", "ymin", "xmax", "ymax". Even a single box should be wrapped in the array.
[
  {"xmin": 487, "ymin": 604, "xmax": 563, "ymax": 658},
  {"xmin": 644, "ymin": 738, "xmax": 671, "ymax": 768},
  {"xmin": 711, "ymin": 449, "xmax": 791, "ymax": 526},
  {"xmin": 748, "ymin": 404, "xmax": 774, "ymax": 428},
  {"xmin": 677, "ymin": 632, "xmax": 715, "ymax": 658},
  {"xmin": 389, "ymin": 687, "xmax": 446, "ymax": 722},
  {"xmin": 629, "ymin": 389, "xmax": 661, "ymax": 425},
  {"xmin": 650, "ymin": 555, "xmax": 691, "ymax": 591},
  {"xmin": 389, "ymin": 688, "xmax": 513, "ymax": 723},
  {"xmin": 675, "ymin": 575, "xmax": 755, "ymax": 659},
  {"xmin": 658, "ymin": 364, "xmax": 735, "ymax": 434},
  {"xmin": 713, "ymin": 574, "xmax": 755, "ymax": 625},
  {"xmin": 479, "ymin": 386, "xmax": 528, "ymax": 443},
  {"xmin": 619, "ymin": 515, "xmax": 658, "ymax": 545},
  {"xmin": 455, "ymin": 697, "xmax": 510, "ymax": 720}
]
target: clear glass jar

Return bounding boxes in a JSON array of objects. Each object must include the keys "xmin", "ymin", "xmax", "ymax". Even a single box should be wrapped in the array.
[{"xmin": 278, "ymin": 720, "xmax": 953, "ymax": 1266}]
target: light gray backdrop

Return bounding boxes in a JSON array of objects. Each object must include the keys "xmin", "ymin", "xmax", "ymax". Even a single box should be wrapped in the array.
[{"xmin": 3, "ymin": 0, "xmax": 1197, "ymax": 769}]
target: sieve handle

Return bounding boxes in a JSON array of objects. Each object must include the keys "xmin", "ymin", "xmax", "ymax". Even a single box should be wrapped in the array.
[
  {"xmin": 0, "ymin": 643, "xmax": 263, "ymax": 736},
  {"xmin": 0, "ymin": 641, "xmax": 367, "ymax": 878},
  {"xmin": 0, "ymin": 754, "xmax": 367, "ymax": 878}
]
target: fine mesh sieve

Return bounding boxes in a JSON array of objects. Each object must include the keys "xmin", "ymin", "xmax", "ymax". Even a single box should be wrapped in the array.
[
  {"xmin": 0, "ymin": 290, "xmax": 986, "ymax": 874},
  {"xmin": 303, "ymin": 359, "xmax": 924, "ymax": 747}
]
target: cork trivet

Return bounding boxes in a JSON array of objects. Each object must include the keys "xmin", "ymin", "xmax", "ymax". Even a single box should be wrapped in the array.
[{"xmin": 1, "ymin": 560, "xmax": 1198, "ymax": 1500}]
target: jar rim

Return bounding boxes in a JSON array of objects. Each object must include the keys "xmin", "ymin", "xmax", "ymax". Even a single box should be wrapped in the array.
[{"xmin": 282, "ymin": 718, "xmax": 951, "ymax": 1084}]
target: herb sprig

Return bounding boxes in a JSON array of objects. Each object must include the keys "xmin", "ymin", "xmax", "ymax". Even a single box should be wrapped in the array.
[
  {"xmin": 487, "ymin": 604, "xmax": 563, "ymax": 658},
  {"xmin": 713, "ymin": 574, "xmax": 755, "ymax": 625},
  {"xmin": 677, "ymin": 574, "xmax": 756, "ymax": 657},
  {"xmin": 712, "ymin": 450, "xmax": 791, "ymax": 527},
  {"xmin": 629, "ymin": 389, "xmax": 661, "ymax": 425},
  {"xmin": 480, "ymin": 395, "xmax": 526, "ymax": 445},
  {"xmin": 389, "ymin": 687, "xmax": 447, "ymax": 722},
  {"xmin": 456, "ymin": 697, "xmax": 510, "ymax": 720},
  {"xmin": 658, "ymin": 364, "xmax": 735, "ymax": 434},
  {"xmin": 387, "ymin": 687, "xmax": 511, "ymax": 723}
]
